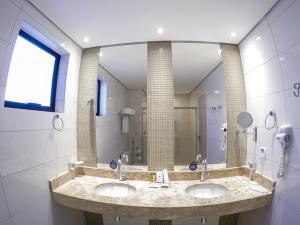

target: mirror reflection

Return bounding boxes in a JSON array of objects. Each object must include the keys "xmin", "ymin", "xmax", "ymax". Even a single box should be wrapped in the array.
[
  {"xmin": 96, "ymin": 43, "xmax": 227, "ymax": 169},
  {"xmin": 96, "ymin": 44, "xmax": 147, "ymax": 167},
  {"xmin": 237, "ymin": 111, "xmax": 253, "ymax": 129}
]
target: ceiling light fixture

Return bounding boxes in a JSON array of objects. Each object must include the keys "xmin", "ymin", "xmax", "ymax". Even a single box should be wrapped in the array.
[
  {"xmin": 218, "ymin": 49, "xmax": 222, "ymax": 54},
  {"xmin": 214, "ymin": 90, "xmax": 220, "ymax": 94},
  {"xmin": 279, "ymin": 57, "xmax": 285, "ymax": 61},
  {"xmin": 83, "ymin": 37, "xmax": 90, "ymax": 43},
  {"xmin": 230, "ymin": 32, "xmax": 237, "ymax": 38},
  {"xmin": 256, "ymin": 36, "xmax": 261, "ymax": 41},
  {"xmin": 99, "ymin": 52, "xmax": 103, "ymax": 57},
  {"xmin": 60, "ymin": 43, "xmax": 65, "ymax": 47},
  {"xmin": 157, "ymin": 27, "xmax": 164, "ymax": 35}
]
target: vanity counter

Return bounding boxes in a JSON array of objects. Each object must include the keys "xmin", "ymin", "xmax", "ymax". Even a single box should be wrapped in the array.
[{"xmin": 50, "ymin": 167, "xmax": 274, "ymax": 219}]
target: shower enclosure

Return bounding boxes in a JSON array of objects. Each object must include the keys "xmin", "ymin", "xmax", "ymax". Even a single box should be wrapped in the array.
[{"xmin": 141, "ymin": 107, "xmax": 197, "ymax": 165}]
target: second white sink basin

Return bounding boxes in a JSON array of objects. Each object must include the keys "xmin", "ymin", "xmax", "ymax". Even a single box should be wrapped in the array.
[
  {"xmin": 185, "ymin": 183, "xmax": 227, "ymax": 198},
  {"xmin": 95, "ymin": 183, "xmax": 136, "ymax": 198}
]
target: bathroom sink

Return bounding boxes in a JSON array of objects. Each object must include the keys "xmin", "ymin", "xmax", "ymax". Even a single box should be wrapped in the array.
[
  {"xmin": 185, "ymin": 183, "xmax": 227, "ymax": 198},
  {"xmin": 95, "ymin": 183, "xmax": 136, "ymax": 197}
]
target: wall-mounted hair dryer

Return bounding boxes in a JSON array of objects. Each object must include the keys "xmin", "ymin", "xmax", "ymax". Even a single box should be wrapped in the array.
[
  {"xmin": 276, "ymin": 125, "xmax": 293, "ymax": 178},
  {"xmin": 276, "ymin": 125, "xmax": 293, "ymax": 150}
]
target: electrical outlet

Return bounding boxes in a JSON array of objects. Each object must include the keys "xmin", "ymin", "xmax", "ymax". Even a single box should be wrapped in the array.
[{"xmin": 259, "ymin": 146, "xmax": 266, "ymax": 159}]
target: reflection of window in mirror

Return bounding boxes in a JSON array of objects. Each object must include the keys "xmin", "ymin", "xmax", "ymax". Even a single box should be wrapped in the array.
[
  {"xmin": 96, "ymin": 79, "xmax": 107, "ymax": 116},
  {"xmin": 96, "ymin": 80, "xmax": 101, "ymax": 116}
]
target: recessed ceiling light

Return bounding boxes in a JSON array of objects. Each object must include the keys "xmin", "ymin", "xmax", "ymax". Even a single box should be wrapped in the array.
[
  {"xmin": 214, "ymin": 90, "xmax": 220, "ymax": 94},
  {"xmin": 218, "ymin": 49, "xmax": 222, "ymax": 54},
  {"xmin": 99, "ymin": 52, "xmax": 103, "ymax": 57},
  {"xmin": 83, "ymin": 37, "xmax": 90, "ymax": 43},
  {"xmin": 230, "ymin": 32, "xmax": 237, "ymax": 38},
  {"xmin": 157, "ymin": 27, "xmax": 164, "ymax": 35},
  {"xmin": 256, "ymin": 36, "xmax": 261, "ymax": 41},
  {"xmin": 60, "ymin": 43, "xmax": 65, "ymax": 47},
  {"xmin": 279, "ymin": 57, "xmax": 285, "ymax": 61}
]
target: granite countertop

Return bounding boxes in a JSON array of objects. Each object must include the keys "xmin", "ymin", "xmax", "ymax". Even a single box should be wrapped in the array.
[{"xmin": 51, "ymin": 171, "xmax": 273, "ymax": 219}]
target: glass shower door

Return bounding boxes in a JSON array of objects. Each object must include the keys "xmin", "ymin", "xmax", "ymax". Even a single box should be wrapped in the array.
[{"xmin": 174, "ymin": 107, "xmax": 197, "ymax": 165}]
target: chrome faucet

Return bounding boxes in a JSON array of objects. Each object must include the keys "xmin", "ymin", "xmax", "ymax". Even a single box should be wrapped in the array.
[
  {"xmin": 117, "ymin": 153, "xmax": 128, "ymax": 181},
  {"xmin": 200, "ymin": 159, "xmax": 208, "ymax": 182},
  {"xmin": 248, "ymin": 162, "xmax": 257, "ymax": 182},
  {"xmin": 196, "ymin": 154, "xmax": 202, "ymax": 166}
]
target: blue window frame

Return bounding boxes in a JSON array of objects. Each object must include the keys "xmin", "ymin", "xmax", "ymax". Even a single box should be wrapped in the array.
[
  {"xmin": 4, "ymin": 30, "xmax": 61, "ymax": 112},
  {"xmin": 96, "ymin": 79, "xmax": 101, "ymax": 116}
]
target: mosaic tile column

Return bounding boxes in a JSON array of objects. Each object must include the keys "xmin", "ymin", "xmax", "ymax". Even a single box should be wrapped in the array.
[
  {"xmin": 77, "ymin": 47, "xmax": 100, "ymax": 167},
  {"xmin": 147, "ymin": 42, "xmax": 175, "ymax": 171},
  {"xmin": 220, "ymin": 44, "xmax": 247, "ymax": 167}
]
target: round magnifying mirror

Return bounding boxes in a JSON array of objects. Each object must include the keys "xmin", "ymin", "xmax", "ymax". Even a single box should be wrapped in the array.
[{"xmin": 237, "ymin": 111, "xmax": 253, "ymax": 129}]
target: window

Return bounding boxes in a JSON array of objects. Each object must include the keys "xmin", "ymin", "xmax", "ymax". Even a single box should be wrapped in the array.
[
  {"xmin": 96, "ymin": 79, "xmax": 107, "ymax": 116},
  {"xmin": 4, "ymin": 30, "xmax": 61, "ymax": 112},
  {"xmin": 96, "ymin": 79, "xmax": 101, "ymax": 116}
]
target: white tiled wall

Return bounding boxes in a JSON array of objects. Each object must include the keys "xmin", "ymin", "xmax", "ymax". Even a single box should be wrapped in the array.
[
  {"xmin": 0, "ymin": 0, "xmax": 84, "ymax": 225},
  {"xmin": 191, "ymin": 64, "xmax": 227, "ymax": 164},
  {"xmin": 238, "ymin": 0, "xmax": 300, "ymax": 224},
  {"xmin": 96, "ymin": 66, "xmax": 129, "ymax": 164}
]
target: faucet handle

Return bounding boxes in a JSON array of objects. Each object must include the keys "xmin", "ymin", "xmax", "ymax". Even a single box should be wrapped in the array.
[
  {"xmin": 248, "ymin": 162, "xmax": 257, "ymax": 169},
  {"xmin": 120, "ymin": 153, "xmax": 129, "ymax": 163},
  {"xmin": 117, "ymin": 159, "xmax": 122, "ymax": 166},
  {"xmin": 196, "ymin": 154, "xmax": 202, "ymax": 163}
]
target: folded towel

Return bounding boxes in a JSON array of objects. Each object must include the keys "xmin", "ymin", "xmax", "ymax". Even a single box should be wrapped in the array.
[{"xmin": 122, "ymin": 116, "xmax": 129, "ymax": 134}]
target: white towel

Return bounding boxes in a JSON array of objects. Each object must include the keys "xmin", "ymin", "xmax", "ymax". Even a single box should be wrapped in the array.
[{"xmin": 122, "ymin": 116, "xmax": 129, "ymax": 134}]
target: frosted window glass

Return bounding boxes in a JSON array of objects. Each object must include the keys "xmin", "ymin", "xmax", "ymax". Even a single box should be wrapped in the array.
[
  {"xmin": 100, "ymin": 80, "xmax": 107, "ymax": 116},
  {"xmin": 5, "ymin": 35, "xmax": 56, "ymax": 107}
]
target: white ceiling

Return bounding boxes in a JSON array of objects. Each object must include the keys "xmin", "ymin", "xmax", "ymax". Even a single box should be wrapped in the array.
[
  {"xmin": 173, "ymin": 43, "xmax": 221, "ymax": 94},
  {"xmin": 99, "ymin": 43, "xmax": 221, "ymax": 94},
  {"xmin": 29, "ymin": 0, "xmax": 277, "ymax": 48},
  {"xmin": 100, "ymin": 44, "xmax": 148, "ymax": 91}
]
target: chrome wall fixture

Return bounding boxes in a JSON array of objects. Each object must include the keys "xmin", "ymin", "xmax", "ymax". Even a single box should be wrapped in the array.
[{"xmin": 52, "ymin": 114, "xmax": 64, "ymax": 131}]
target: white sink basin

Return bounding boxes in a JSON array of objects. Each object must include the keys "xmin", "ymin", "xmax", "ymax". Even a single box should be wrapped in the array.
[
  {"xmin": 185, "ymin": 183, "xmax": 227, "ymax": 198},
  {"xmin": 95, "ymin": 183, "xmax": 136, "ymax": 198}
]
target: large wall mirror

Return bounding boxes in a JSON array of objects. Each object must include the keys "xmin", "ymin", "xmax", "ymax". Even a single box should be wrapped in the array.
[{"xmin": 96, "ymin": 43, "xmax": 227, "ymax": 170}]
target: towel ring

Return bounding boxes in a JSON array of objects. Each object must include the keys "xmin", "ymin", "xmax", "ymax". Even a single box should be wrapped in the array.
[
  {"xmin": 52, "ymin": 114, "xmax": 64, "ymax": 131},
  {"xmin": 87, "ymin": 98, "xmax": 94, "ymax": 106},
  {"xmin": 264, "ymin": 111, "xmax": 277, "ymax": 130}
]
